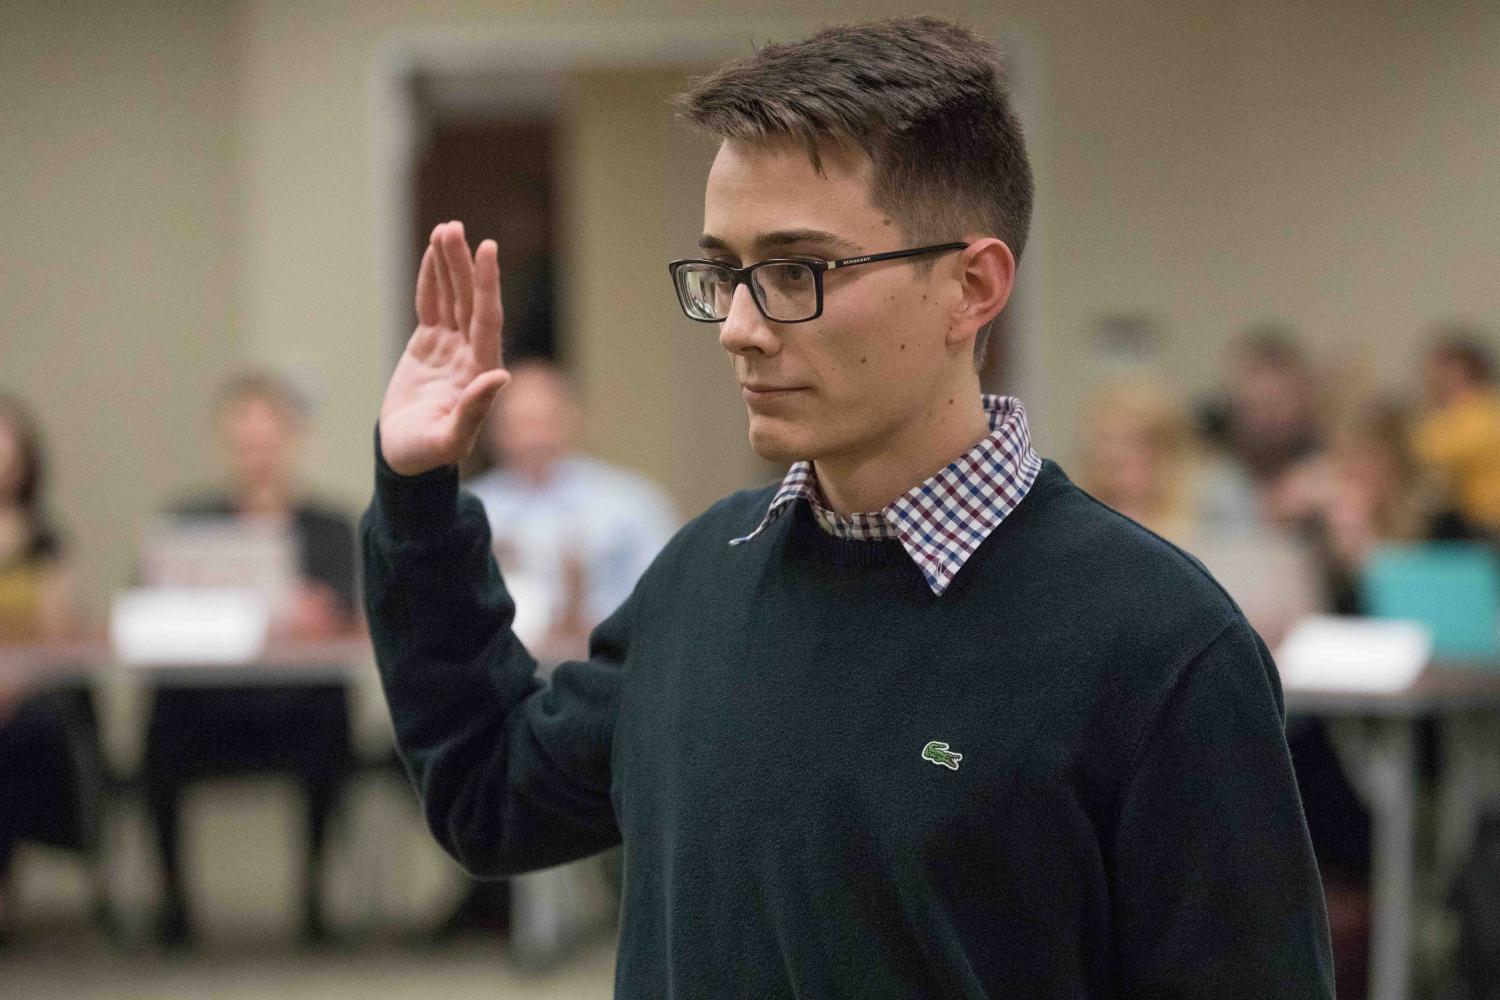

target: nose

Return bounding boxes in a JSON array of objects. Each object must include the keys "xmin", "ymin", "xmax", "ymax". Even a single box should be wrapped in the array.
[{"xmin": 718, "ymin": 282, "xmax": 781, "ymax": 358}]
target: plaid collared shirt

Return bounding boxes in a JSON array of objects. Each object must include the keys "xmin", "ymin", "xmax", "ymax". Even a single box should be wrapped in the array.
[{"xmin": 730, "ymin": 395, "xmax": 1042, "ymax": 596}]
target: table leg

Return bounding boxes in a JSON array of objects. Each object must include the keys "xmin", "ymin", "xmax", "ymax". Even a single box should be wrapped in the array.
[
  {"xmin": 509, "ymin": 862, "xmax": 579, "ymax": 969},
  {"xmin": 1435, "ymin": 711, "xmax": 1500, "ymax": 891},
  {"xmin": 1363, "ymin": 717, "xmax": 1416, "ymax": 1000}
]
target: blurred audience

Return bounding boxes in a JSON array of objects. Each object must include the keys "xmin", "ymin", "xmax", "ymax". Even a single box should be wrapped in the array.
[
  {"xmin": 1412, "ymin": 327, "xmax": 1500, "ymax": 539},
  {"xmin": 8, "ymin": 319, "xmax": 1498, "ymax": 978},
  {"xmin": 0, "ymin": 395, "xmax": 101, "ymax": 945},
  {"xmin": 143, "ymin": 371, "xmax": 356, "ymax": 948}
]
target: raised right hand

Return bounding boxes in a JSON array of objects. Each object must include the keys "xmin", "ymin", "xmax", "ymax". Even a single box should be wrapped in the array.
[{"xmin": 378, "ymin": 221, "xmax": 511, "ymax": 476}]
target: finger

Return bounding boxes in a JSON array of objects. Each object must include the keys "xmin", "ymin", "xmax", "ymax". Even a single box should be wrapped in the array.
[
  {"xmin": 452, "ymin": 368, "xmax": 512, "ymax": 444},
  {"xmin": 415, "ymin": 244, "xmax": 441, "ymax": 328},
  {"xmin": 430, "ymin": 225, "xmax": 457, "ymax": 329},
  {"xmin": 470, "ymin": 239, "xmax": 504, "ymax": 368},
  {"xmin": 440, "ymin": 221, "xmax": 474, "ymax": 332}
]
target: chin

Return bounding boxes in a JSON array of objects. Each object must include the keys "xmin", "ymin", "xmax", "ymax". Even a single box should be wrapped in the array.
[{"xmin": 746, "ymin": 414, "xmax": 815, "ymax": 464}]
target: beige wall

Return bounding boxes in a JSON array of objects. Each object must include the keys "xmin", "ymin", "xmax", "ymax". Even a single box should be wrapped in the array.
[
  {"xmin": 559, "ymin": 68, "xmax": 767, "ymax": 518},
  {"xmin": 3, "ymin": 0, "xmax": 1498, "ymax": 611},
  {"xmin": 0, "ymin": 0, "xmax": 243, "ymax": 616}
]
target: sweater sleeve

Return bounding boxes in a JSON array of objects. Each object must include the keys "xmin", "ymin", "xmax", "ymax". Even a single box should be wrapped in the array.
[
  {"xmin": 1111, "ymin": 619, "xmax": 1336, "ymax": 998},
  {"xmin": 360, "ymin": 428, "xmax": 626, "ymax": 878}
]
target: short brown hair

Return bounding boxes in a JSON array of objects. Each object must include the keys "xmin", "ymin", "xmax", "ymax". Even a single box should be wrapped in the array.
[
  {"xmin": 1430, "ymin": 324, "xmax": 1496, "ymax": 387},
  {"xmin": 214, "ymin": 369, "xmax": 308, "ymax": 424},
  {"xmin": 677, "ymin": 17, "xmax": 1033, "ymax": 367}
]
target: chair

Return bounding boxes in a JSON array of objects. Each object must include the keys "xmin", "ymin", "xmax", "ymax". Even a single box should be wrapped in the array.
[{"xmin": 1361, "ymin": 542, "xmax": 1500, "ymax": 660}]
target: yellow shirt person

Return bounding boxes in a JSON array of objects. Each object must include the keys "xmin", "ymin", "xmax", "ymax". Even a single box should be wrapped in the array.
[{"xmin": 1413, "ymin": 389, "xmax": 1500, "ymax": 532}]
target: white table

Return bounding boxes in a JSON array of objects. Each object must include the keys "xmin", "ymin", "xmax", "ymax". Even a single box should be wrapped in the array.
[{"xmin": 2, "ymin": 636, "xmax": 601, "ymax": 964}]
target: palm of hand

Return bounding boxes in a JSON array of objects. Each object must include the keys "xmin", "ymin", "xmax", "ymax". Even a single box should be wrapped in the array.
[{"xmin": 379, "ymin": 221, "xmax": 511, "ymax": 476}]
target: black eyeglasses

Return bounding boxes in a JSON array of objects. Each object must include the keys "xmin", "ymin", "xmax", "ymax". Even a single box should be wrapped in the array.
[{"xmin": 668, "ymin": 242, "xmax": 969, "ymax": 324}]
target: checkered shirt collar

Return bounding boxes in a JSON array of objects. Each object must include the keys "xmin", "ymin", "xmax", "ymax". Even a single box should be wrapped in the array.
[{"xmin": 730, "ymin": 395, "xmax": 1042, "ymax": 596}]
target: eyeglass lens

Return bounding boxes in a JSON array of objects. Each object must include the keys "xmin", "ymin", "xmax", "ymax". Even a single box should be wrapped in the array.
[{"xmin": 676, "ymin": 262, "xmax": 818, "ymax": 322}]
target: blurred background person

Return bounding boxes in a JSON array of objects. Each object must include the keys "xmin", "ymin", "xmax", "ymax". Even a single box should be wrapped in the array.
[
  {"xmin": 1077, "ymin": 380, "xmax": 1260, "ymax": 546},
  {"xmin": 0, "ymin": 396, "xmax": 74, "ymax": 641},
  {"xmin": 426, "ymin": 359, "xmax": 677, "ymax": 945},
  {"xmin": 1078, "ymin": 380, "xmax": 1318, "ymax": 651},
  {"xmin": 1312, "ymin": 398, "xmax": 1431, "ymax": 614},
  {"xmin": 142, "ymin": 371, "xmax": 357, "ymax": 949},
  {"xmin": 1412, "ymin": 326, "xmax": 1500, "ymax": 540},
  {"xmin": 0, "ymin": 394, "xmax": 101, "ymax": 946},
  {"xmin": 466, "ymin": 359, "xmax": 677, "ymax": 659},
  {"xmin": 1287, "ymin": 391, "xmax": 1483, "ymax": 1000},
  {"xmin": 1199, "ymin": 325, "xmax": 1328, "ymax": 531},
  {"xmin": 1294, "ymin": 398, "xmax": 1430, "ymax": 1000}
]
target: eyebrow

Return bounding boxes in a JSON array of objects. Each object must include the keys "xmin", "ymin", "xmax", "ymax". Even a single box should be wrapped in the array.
[{"xmin": 697, "ymin": 229, "xmax": 863, "ymax": 258}]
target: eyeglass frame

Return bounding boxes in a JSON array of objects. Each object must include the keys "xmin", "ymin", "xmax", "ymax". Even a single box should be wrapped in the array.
[{"xmin": 667, "ymin": 242, "xmax": 970, "ymax": 324}]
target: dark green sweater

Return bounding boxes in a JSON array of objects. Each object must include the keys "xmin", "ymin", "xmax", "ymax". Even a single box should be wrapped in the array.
[{"xmin": 361, "ymin": 436, "xmax": 1334, "ymax": 999}]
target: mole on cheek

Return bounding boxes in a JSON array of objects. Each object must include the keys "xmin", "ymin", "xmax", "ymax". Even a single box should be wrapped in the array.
[
  {"xmin": 900, "ymin": 343, "xmax": 906, "ymax": 351},
  {"xmin": 861, "ymin": 356, "xmax": 868, "ymax": 364}
]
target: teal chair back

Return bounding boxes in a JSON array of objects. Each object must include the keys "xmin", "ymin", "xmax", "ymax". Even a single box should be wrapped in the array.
[{"xmin": 1362, "ymin": 543, "xmax": 1500, "ymax": 660}]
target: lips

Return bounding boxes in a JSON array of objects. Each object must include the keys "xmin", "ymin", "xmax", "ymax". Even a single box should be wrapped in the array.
[{"xmin": 741, "ymin": 384, "xmax": 807, "ymax": 404}]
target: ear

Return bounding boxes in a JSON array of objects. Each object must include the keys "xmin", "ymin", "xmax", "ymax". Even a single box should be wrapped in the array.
[{"xmin": 945, "ymin": 237, "xmax": 1016, "ymax": 349}]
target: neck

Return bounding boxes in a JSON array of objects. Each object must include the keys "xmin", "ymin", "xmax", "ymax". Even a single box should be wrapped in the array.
[
  {"xmin": 1448, "ymin": 384, "xmax": 1491, "ymax": 406},
  {"xmin": 236, "ymin": 479, "xmax": 292, "ymax": 515},
  {"xmin": 0, "ymin": 506, "xmax": 32, "ymax": 564},
  {"xmin": 514, "ymin": 456, "xmax": 565, "ymax": 488},
  {"xmin": 815, "ymin": 387, "xmax": 990, "ymax": 516}
]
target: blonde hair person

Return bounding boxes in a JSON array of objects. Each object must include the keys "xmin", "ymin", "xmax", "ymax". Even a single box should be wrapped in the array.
[
  {"xmin": 1315, "ymin": 398, "xmax": 1430, "ymax": 612},
  {"xmin": 1413, "ymin": 328, "xmax": 1500, "ymax": 533},
  {"xmin": 1078, "ymin": 382, "xmax": 1201, "ymax": 544}
]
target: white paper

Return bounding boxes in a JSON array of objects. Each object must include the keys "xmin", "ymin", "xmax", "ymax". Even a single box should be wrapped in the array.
[
  {"xmin": 110, "ymin": 587, "xmax": 271, "ymax": 666},
  {"xmin": 1275, "ymin": 615, "xmax": 1431, "ymax": 693}
]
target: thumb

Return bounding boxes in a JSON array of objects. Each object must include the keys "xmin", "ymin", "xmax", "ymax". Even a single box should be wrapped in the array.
[{"xmin": 453, "ymin": 368, "xmax": 512, "ymax": 443}]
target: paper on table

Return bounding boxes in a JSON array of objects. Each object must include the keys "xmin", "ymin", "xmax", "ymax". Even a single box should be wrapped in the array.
[
  {"xmin": 1275, "ymin": 615, "xmax": 1432, "ymax": 693},
  {"xmin": 110, "ymin": 587, "xmax": 271, "ymax": 666}
]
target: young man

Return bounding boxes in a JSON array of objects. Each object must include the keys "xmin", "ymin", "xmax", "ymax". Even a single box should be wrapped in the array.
[{"xmin": 363, "ymin": 17, "xmax": 1334, "ymax": 997}]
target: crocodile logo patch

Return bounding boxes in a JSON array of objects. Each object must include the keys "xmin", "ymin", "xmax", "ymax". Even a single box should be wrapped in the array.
[{"xmin": 921, "ymin": 740, "xmax": 963, "ymax": 771}]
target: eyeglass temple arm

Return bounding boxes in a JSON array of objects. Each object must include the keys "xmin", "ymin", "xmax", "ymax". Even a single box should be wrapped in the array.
[{"xmin": 824, "ymin": 242, "xmax": 969, "ymax": 272}]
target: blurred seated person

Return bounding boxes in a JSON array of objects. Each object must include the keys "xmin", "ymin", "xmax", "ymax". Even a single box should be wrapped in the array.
[
  {"xmin": 465, "ymin": 360, "xmax": 677, "ymax": 657},
  {"xmin": 1078, "ymin": 381, "xmax": 1260, "ymax": 546},
  {"xmin": 143, "ymin": 371, "xmax": 356, "ymax": 948},
  {"xmin": 1313, "ymin": 399, "xmax": 1433, "ymax": 614},
  {"xmin": 1412, "ymin": 327, "xmax": 1500, "ymax": 538},
  {"xmin": 0, "ymin": 396, "xmax": 73, "ymax": 641},
  {"xmin": 1198, "ymin": 325, "xmax": 1327, "ymax": 529},
  {"xmin": 1297, "ymin": 396, "xmax": 1456, "ymax": 1000},
  {"xmin": 0, "ymin": 394, "xmax": 97, "ymax": 943}
]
